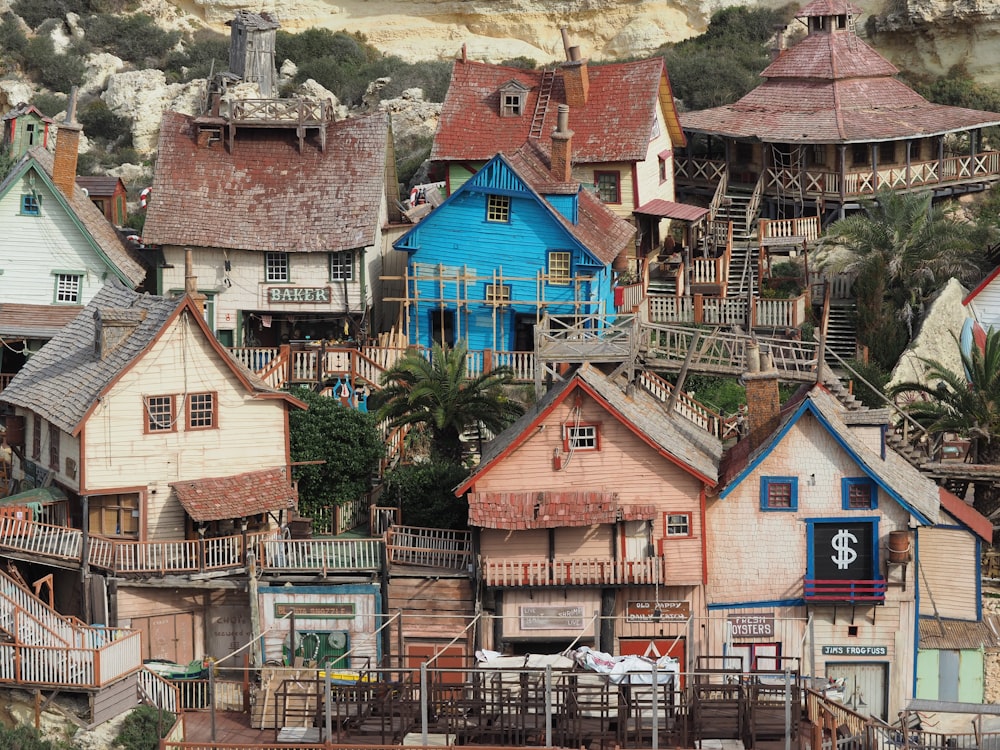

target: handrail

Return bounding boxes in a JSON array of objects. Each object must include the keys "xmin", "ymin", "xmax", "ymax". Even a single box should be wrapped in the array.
[{"xmin": 709, "ymin": 169, "xmax": 729, "ymax": 222}]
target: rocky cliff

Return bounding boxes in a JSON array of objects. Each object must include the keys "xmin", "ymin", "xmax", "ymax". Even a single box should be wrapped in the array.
[{"xmin": 165, "ymin": 0, "xmax": 1000, "ymax": 85}]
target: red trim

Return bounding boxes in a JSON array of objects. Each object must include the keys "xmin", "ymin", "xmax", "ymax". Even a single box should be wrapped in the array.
[
  {"xmin": 963, "ymin": 264, "xmax": 1000, "ymax": 306},
  {"xmin": 594, "ymin": 170, "xmax": 622, "ymax": 205},
  {"xmin": 186, "ymin": 391, "xmax": 219, "ymax": 431},
  {"xmin": 700, "ymin": 485, "xmax": 708, "ymax": 585},
  {"xmin": 456, "ymin": 376, "xmax": 716, "ymax": 495},
  {"xmin": 938, "ymin": 486, "xmax": 992, "ymax": 541},
  {"xmin": 142, "ymin": 394, "xmax": 177, "ymax": 435}
]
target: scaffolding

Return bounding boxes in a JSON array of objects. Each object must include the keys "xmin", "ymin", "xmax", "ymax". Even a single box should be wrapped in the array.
[{"xmin": 381, "ymin": 263, "xmax": 607, "ymax": 351}]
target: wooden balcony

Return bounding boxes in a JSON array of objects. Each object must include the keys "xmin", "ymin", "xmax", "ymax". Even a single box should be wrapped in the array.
[
  {"xmin": 676, "ymin": 151, "xmax": 1000, "ymax": 200},
  {"xmin": 482, "ymin": 556, "xmax": 668, "ymax": 587},
  {"xmin": 803, "ymin": 578, "xmax": 886, "ymax": 604},
  {"xmin": 386, "ymin": 525, "xmax": 472, "ymax": 570},
  {"xmin": 645, "ymin": 292, "xmax": 808, "ymax": 329},
  {"xmin": 0, "ymin": 630, "xmax": 142, "ymax": 688}
]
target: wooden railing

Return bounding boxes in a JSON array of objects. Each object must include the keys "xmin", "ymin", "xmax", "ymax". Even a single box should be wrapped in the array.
[
  {"xmin": 637, "ymin": 370, "xmax": 723, "ymax": 438},
  {"xmin": 482, "ymin": 556, "xmax": 668, "ymax": 587},
  {"xmin": 759, "ymin": 216, "xmax": 821, "ymax": 244},
  {"xmin": 230, "ymin": 98, "xmax": 335, "ymax": 124},
  {"xmin": 808, "ymin": 271, "xmax": 855, "ymax": 300},
  {"xmin": 615, "ymin": 281, "xmax": 645, "ymax": 312},
  {"xmin": 0, "ymin": 373, "xmax": 13, "ymax": 393},
  {"xmin": 645, "ymin": 293, "xmax": 807, "ymax": 329},
  {"xmin": 260, "ymin": 537, "xmax": 382, "ymax": 572},
  {"xmin": 0, "ymin": 515, "xmax": 82, "ymax": 560},
  {"xmin": 0, "ymin": 630, "xmax": 141, "ymax": 688},
  {"xmin": 138, "ymin": 666, "xmax": 181, "ymax": 714},
  {"xmin": 803, "ymin": 578, "xmax": 887, "ymax": 603},
  {"xmin": 88, "ymin": 530, "xmax": 275, "ymax": 575},
  {"xmin": 386, "ymin": 525, "xmax": 472, "ymax": 570},
  {"xmin": 677, "ymin": 152, "xmax": 1000, "ymax": 197}
]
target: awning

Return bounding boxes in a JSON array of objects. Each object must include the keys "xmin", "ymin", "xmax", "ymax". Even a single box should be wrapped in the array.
[
  {"xmin": 0, "ymin": 486, "xmax": 66, "ymax": 507},
  {"xmin": 634, "ymin": 199, "xmax": 709, "ymax": 222},
  {"xmin": 170, "ymin": 467, "xmax": 297, "ymax": 523},
  {"xmin": 0, "ymin": 304, "xmax": 82, "ymax": 340}
]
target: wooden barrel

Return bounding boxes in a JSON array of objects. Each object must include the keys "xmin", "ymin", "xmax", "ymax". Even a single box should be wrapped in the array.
[{"xmin": 888, "ymin": 530, "xmax": 912, "ymax": 562}]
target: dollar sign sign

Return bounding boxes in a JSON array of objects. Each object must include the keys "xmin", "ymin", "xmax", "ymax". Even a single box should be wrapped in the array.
[{"xmin": 831, "ymin": 529, "xmax": 858, "ymax": 570}]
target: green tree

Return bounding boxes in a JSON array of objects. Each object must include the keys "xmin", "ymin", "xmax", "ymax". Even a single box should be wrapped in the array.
[
  {"xmin": 821, "ymin": 188, "xmax": 988, "ymax": 370},
  {"xmin": 375, "ymin": 341, "xmax": 525, "ymax": 463},
  {"xmin": 0, "ymin": 724, "xmax": 67, "ymax": 750},
  {"xmin": 889, "ymin": 328, "xmax": 1000, "ymax": 518},
  {"xmin": 289, "ymin": 388, "xmax": 384, "ymax": 521},
  {"xmin": 382, "ymin": 458, "xmax": 470, "ymax": 529}
]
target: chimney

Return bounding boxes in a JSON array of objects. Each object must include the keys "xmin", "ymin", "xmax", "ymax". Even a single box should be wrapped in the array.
[
  {"xmin": 52, "ymin": 88, "xmax": 81, "ymax": 199},
  {"xmin": 94, "ymin": 307, "xmax": 147, "ymax": 359},
  {"xmin": 743, "ymin": 341, "xmax": 782, "ymax": 451},
  {"xmin": 185, "ymin": 248, "xmax": 208, "ymax": 305},
  {"xmin": 770, "ymin": 24, "xmax": 787, "ymax": 61},
  {"xmin": 559, "ymin": 28, "xmax": 589, "ymax": 107},
  {"xmin": 550, "ymin": 104, "xmax": 574, "ymax": 182}
]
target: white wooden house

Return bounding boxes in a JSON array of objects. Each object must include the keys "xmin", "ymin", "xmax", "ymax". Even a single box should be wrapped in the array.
[
  {"xmin": 706, "ymin": 351, "xmax": 993, "ymax": 720},
  {"xmin": 963, "ymin": 266, "xmax": 1000, "ymax": 332},
  {"xmin": 0, "ymin": 144, "xmax": 144, "ymax": 379},
  {"xmin": 0, "ymin": 282, "xmax": 305, "ymax": 660}
]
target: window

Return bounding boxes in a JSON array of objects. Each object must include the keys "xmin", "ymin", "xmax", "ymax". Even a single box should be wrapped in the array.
[
  {"xmin": 48, "ymin": 423, "xmax": 59, "ymax": 471},
  {"xmin": 878, "ymin": 141, "xmax": 896, "ymax": 164},
  {"xmin": 54, "ymin": 273, "xmax": 81, "ymax": 303},
  {"xmin": 187, "ymin": 392, "xmax": 217, "ymax": 430},
  {"xmin": 760, "ymin": 476, "xmax": 798, "ymax": 511},
  {"xmin": 89, "ymin": 493, "xmax": 140, "ymax": 538},
  {"xmin": 910, "ymin": 139, "xmax": 922, "ymax": 160},
  {"xmin": 810, "ymin": 144, "xmax": 826, "ymax": 166},
  {"xmin": 20, "ymin": 194, "xmax": 39, "ymax": 216},
  {"xmin": 851, "ymin": 143, "xmax": 869, "ymax": 166},
  {"xmin": 658, "ymin": 156, "xmax": 667, "ymax": 183},
  {"xmin": 501, "ymin": 92, "xmax": 523, "ymax": 116},
  {"xmin": 144, "ymin": 395, "xmax": 176, "ymax": 433},
  {"xmin": 32, "ymin": 415, "xmax": 41, "ymax": 460},
  {"xmin": 735, "ymin": 142, "xmax": 753, "ymax": 163},
  {"xmin": 594, "ymin": 171, "xmax": 621, "ymax": 204},
  {"xmin": 486, "ymin": 194, "xmax": 510, "ymax": 223},
  {"xmin": 484, "ymin": 284, "xmax": 511, "ymax": 304},
  {"xmin": 329, "ymin": 251, "xmax": 353, "ymax": 281},
  {"xmin": 548, "ymin": 251, "xmax": 571, "ymax": 285},
  {"xmin": 265, "ymin": 252, "xmax": 289, "ymax": 282},
  {"xmin": 664, "ymin": 513, "xmax": 691, "ymax": 537},
  {"xmin": 563, "ymin": 424, "xmax": 599, "ymax": 451},
  {"xmin": 842, "ymin": 477, "xmax": 877, "ymax": 510}
]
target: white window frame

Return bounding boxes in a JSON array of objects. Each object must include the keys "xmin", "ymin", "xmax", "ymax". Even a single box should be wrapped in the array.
[
  {"xmin": 54, "ymin": 273, "xmax": 81, "ymax": 303},
  {"xmin": 564, "ymin": 424, "xmax": 598, "ymax": 451},
  {"xmin": 266, "ymin": 252, "xmax": 289, "ymax": 282},
  {"xmin": 329, "ymin": 251, "xmax": 354, "ymax": 281}
]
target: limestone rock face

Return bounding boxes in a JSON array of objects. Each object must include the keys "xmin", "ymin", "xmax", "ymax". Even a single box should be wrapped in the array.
[
  {"xmin": 82, "ymin": 53, "xmax": 126, "ymax": 97},
  {"xmin": 102, "ymin": 70, "xmax": 206, "ymax": 154}
]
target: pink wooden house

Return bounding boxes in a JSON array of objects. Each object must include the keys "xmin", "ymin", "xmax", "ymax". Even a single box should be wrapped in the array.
[{"xmin": 457, "ymin": 364, "xmax": 721, "ymax": 666}]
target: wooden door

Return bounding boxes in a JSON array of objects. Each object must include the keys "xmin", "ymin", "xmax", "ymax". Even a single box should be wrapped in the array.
[
  {"xmin": 826, "ymin": 662, "xmax": 888, "ymax": 721},
  {"xmin": 134, "ymin": 612, "xmax": 196, "ymax": 663}
]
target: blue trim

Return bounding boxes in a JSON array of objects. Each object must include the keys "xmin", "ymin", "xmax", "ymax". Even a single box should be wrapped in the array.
[
  {"xmin": 841, "ymin": 477, "xmax": 877, "ymax": 510},
  {"xmin": 913, "ymin": 529, "xmax": 920, "ymax": 697},
  {"xmin": 719, "ymin": 399, "xmax": 933, "ymax": 525},
  {"xmin": 760, "ymin": 476, "xmax": 798, "ymax": 511},
  {"xmin": 708, "ymin": 598, "xmax": 804, "ymax": 611},
  {"xmin": 20, "ymin": 193, "xmax": 39, "ymax": 215}
]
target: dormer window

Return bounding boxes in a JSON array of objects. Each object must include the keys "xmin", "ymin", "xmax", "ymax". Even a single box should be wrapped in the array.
[{"xmin": 498, "ymin": 80, "xmax": 530, "ymax": 118}]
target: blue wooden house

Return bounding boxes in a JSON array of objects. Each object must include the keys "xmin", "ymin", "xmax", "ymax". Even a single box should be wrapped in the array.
[{"xmin": 393, "ymin": 131, "xmax": 634, "ymax": 352}]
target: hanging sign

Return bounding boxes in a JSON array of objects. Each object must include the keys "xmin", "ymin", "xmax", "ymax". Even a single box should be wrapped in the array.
[
  {"xmin": 267, "ymin": 287, "xmax": 331, "ymax": 303},
  {"xmin": 626, "ymin": 600, "xmax": 690, "ymax": 622},
  {"xmin": 727, "ymin": 613, "xmax": 774, "ymax": 638}
]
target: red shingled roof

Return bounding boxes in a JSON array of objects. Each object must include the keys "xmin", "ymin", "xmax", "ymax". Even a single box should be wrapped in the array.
[
  {"xmin": 468, "ymin": 490, "xmax": 656, "ymax": 530},
  {"xmin": 681, "ymin": 27, "xmax": 1000, "ymax": 143},
  {"xmin": 171, "ymin": 467, "xmax": 297, "ymax": 522},
  {"xmin": 938, "ymin": 487, "xmax": 992, "ymax": 542},
  {"xmin": 797, "ymin": 0, "xmax": 862, "ymax": 16},
  {"xmin": 432, "ymin": 58, "xmax": 675, "ymax": 163},
  {"xmin": 505, "ymin": 142, "xmax": 635, "ymax": 265},
  {"xmin": 143, "ymin": 111, "xmax": 389, "ymax": 252}
]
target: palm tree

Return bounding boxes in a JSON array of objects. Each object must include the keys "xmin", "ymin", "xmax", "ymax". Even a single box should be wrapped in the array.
[
  {"xmin": 376, "ymin": 341, "xmax": 526, "ymax": 463},
  {"xmin": 821, "ymin": 188, "xmax": 988, "ymax": 370},
  {"xmin": 889, "ymin": 327, "xmax": 1000, "ymax": 518}
]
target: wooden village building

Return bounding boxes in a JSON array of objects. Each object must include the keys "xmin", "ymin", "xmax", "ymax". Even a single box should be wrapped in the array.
[{"xmin": 676, "ymin": 0, "xmax": 1000, "ymax": 228}]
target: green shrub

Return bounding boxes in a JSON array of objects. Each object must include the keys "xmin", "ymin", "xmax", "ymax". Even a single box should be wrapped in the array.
[
  {"xmin": 277, "ymin": 28, "xmax": 379, "ymax": 68},
  {"xmin": 79, "ymin": 100, "xmax": 132, "ymax": 146},
  {"xmin": 163, "ymin": 28, "xmax": 229, "ymax": 82},
  {"xmin": 499, "ymin": 56, "xmax": 538, "ymax": 69},
  {"xmin": 11, "ymin": 0, "xmax": 85, "ymax": 29},
  {"xmin": 0, "ymin": 724, "xmax": 69, "ymax": 749},
  {"xmin": 378, "ymin": 60, "xmax": 452, "ymax": 102},
  {"xmin": 0, "ymin": 12, "xmax": 28, "ymax": 64},
  {"xmin": 845, "ymin": 358, "xmax": 889, "ymax": 409},
  {"xmin": 32, "ymin": 92, "xmax": 67, "ymax": 117},
  {"xmin": 395, "ymin": 133, "xmax": 434, "ymax": 189},
  {"xmin": 81, "ymin": 13, "xmax": 181, "ymax": 64},
  {"xmin": 22, "ymin": 36, "xmax": 85, "ymax": 92},
  {"xmin": 382, "ymin": 459, "xmax": 471, "ymax": 530},
  {"xmin": 115, "ymin": 705, "xmax": 175, "ymax": 750}
]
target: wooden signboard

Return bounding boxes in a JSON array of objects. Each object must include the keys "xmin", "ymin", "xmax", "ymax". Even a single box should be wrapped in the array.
[
  {"xmin": 519, "ymin": 605, "xmax": 585, "ymax": 630},
  {"xmin": 626, "ymin": 600, "xmax": 690, "ymax": 622}
]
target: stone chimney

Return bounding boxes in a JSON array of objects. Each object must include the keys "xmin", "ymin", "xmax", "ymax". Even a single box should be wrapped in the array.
[
  {"xmin": 52, "ymin": 88, "xmax": 81, "ymax": 199},
  {"xmin": 560, "ymin": 28, "xmax": 589, "ymax": 107},
  {"xmin": 550, "ymin": 104, "xmax": 574, "ymax": 182},
  {"xmin": 94, "ymin": 307, "xmax": 147, "ymax": 359},
  {"xmin": 743, "ymin": 341, "xmax": 782, "ymax": 451}
]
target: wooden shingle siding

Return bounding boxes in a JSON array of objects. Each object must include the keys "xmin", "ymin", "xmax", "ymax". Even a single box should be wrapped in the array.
[
  {"xmin": 84, "ymin": 310, "xmax": 290, "ymax": 540},
  {"xmin": 918, "ymin": 527, "xmax": 978, "ymax": 620}
]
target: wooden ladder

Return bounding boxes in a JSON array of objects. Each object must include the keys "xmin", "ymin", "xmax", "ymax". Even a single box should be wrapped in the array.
[{"xmin": 528, "ymin": 70, "xmax": 555, "ymax": 139}]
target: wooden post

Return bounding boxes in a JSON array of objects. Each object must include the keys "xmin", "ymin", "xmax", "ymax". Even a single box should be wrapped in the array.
[
  {"xmin": 693, "ymin": 294, "xmax": 704, "ymax": 325},
  {"xmin": 198, "ymin": 525, "xmax": 207, "ymax": 572},
  {"xmin": 839, "ymin": 145, "xmax": 847, "ymax": 203},
  {"xmin": 81, "ymin": 495, "xmax": 91, "ymax": 623}
]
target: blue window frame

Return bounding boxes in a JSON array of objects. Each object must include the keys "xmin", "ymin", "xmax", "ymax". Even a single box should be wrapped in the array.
[
  {"xmin": 842, "ymin": 477, "xmax": 877, "ymax": 510},
  {"xmin": 760, "ymin": 476, "xmax": 798, "ymax": 511},
  {"xmin": 20, "ymin": 194, "xmax": 39, "ymax": 216}
]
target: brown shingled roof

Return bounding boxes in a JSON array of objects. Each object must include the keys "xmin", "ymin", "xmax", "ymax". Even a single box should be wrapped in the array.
[
  {"xmin": 143, "ymin": 111, "xmax": 390, "ymax": 253},
  {"xmin": 432, "ymin": 57, "xmax": 680, "ymax": 163},
  {"xmin": 681, "ymin": 24, "xmax": 1000, "ymax": 144},
  {"xmin": 170, "ymin": 467, "xmax": 297, "ymax": 523}
]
